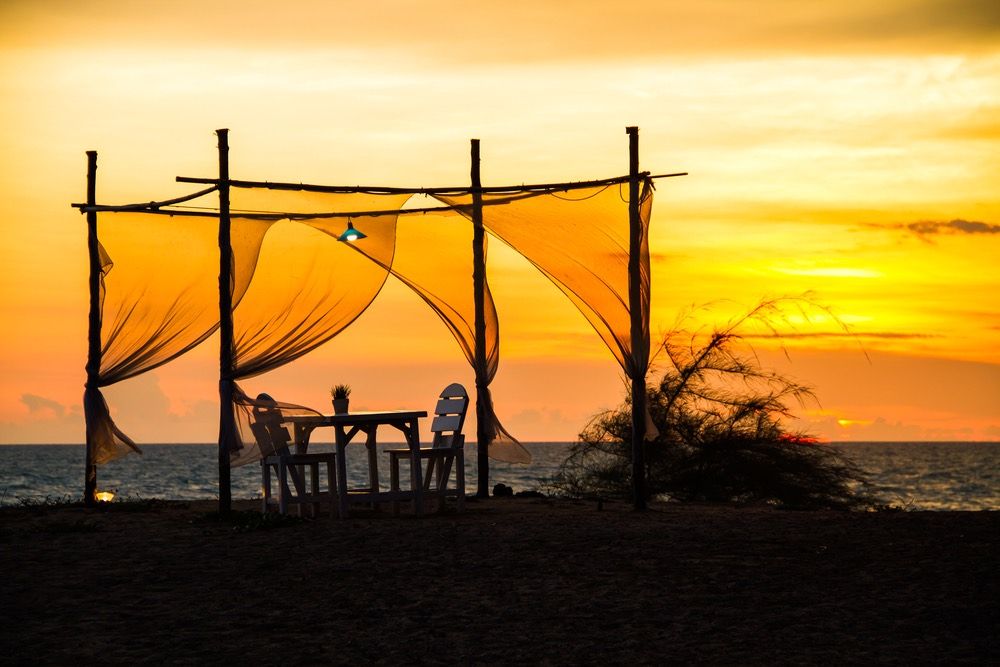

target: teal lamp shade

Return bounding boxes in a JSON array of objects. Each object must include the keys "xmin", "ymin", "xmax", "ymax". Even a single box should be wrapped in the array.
[{"xmin": 338, "ymin": 220, "xmax": 367, "ymax": 242}]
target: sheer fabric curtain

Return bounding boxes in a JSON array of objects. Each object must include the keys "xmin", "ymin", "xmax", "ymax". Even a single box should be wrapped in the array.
[
  {"xmin": 436, "ymin": 181, "xmax": 656, "ymax": 444},
  {"xmin": 90, "ymin": 181, "xmax": 654, "ymax": 468},
  {"xmin": 88, "ymin": 211, "xmax": 269, "ymax": 464},
  {"xmin": 224, "ymin": 191, "xmax": 408, "ymax": 465},
  {"xmin": 344, "ymin": 208, "xmax": 529, "ymax": 464}
]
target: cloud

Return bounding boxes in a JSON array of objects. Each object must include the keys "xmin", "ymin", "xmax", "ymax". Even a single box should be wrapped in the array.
[
  {"xmin": 2, "ymin": 374, "xmax": 217, "ymax": 444},
  {"xmin": 3, "ymin": 0, "xmax": 999, "ymax": 62},
  {"xmin": 935, "ymin": 106, "xmax": 1000, "ymax": 141},
  {"xmin": 907, "ymin": 219, "xmax": 1000, "ymax": 236},
  {"xmin": 21, "ymin": 393, "xmax": 66, "ymax": 417},
  {"xmin": 827, "ymin": 0, "xmax": 1000, "ymax": 45},
  {"xmin": 744, "ymin": 331, "xmax": 938, "ymax": 340},
  {"xmin": 649, "ymin": 251, "xmax": 688, "ymax": 264},
  {"xmin": 801, "ymin": 414, "xmax": 929, "ymax": 442},
  {"xmin": 1, "ymin": 395, "xmax": 82, "ymax": 443},
  {"xmin": 102, "ymin": 374, "xmax": 217, "ymax": 442},
  {"xmin": 866, "ymin": 219, "xmax": 1000, "ymax": 239}
]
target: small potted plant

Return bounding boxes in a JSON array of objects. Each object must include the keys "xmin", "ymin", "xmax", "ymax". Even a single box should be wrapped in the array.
[{"xmin": 331, "ymin": 384, "xmax": 351, "ymax": 414}]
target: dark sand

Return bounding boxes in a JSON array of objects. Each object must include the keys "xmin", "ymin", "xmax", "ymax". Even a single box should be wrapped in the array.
[{"xmin": 2, "ymin": 497, "xmax": 997, "ymax": 665}]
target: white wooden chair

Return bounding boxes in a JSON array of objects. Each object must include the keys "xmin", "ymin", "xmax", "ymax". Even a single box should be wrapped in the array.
[
  {"xmin": 255, "ymin": 395, "xmax": 338, "ymax": 517},
  {"xmin": 388, "ymin": 383, "xmax": 469, "ymax": 514}
]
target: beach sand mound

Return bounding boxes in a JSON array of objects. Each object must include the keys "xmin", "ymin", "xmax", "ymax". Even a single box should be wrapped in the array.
[{"xmin": 2, "ymin": 497, "xmax": 997, "ymax": 664}]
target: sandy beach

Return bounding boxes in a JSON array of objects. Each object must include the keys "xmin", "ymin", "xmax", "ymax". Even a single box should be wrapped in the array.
[{"xmin": 2, "ymin": 497, "xmax": 997, "ymax": 664}]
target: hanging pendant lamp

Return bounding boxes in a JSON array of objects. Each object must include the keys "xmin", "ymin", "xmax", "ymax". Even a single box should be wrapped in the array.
[{"xmin": 338, "ymin": 219, "xmax": 367, "ymax": 242}]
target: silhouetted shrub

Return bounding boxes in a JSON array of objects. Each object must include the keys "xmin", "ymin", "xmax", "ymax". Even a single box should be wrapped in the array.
[{"xmin": 555, "ymin": 300, "xmax": 874, "ymax": 510}]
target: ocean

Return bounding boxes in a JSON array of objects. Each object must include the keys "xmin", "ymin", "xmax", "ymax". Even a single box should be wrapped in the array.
[{"xmin": 1, "ymin": 442, "xmax": 997, "ymax": 510}]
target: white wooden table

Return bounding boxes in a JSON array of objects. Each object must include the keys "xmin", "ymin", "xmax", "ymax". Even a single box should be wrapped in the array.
[{"xmin": 287, "ymin": 410, "xmax": 427, "ymax": 518}]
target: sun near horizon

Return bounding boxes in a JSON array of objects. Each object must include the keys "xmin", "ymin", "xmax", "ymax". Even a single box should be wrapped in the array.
[{"xmin": 0, "ymin": 0, "xmax": 997, "ymax": 446}]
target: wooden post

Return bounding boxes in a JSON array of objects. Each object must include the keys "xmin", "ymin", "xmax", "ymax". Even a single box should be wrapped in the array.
[
  {"xmin": 471, "ymin": 139, "xmax": 490, "ymax": 498},
  {"xmin": 217, "ymin": 129, "xmax": 234, "ymax": 514},
  {"xmin": 626, "ymin": 126, "xmax": 647, "ymax": 510},
  {"xmin": 84, "ymin": 151, "xmax": 100, "ymax": 507}
]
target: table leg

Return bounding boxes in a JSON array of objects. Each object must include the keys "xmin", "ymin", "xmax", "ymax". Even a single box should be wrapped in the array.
[
  {"xmin": 278, "ymin": 459, "xmax": 288, "ymax": 516},
  {"xmin": 326, "ymin": 458, "xmax": 337, "ymax": 519},
  {"xmin": 293, "ymin": 424, "xmax": 314, "ymax": 455},
  {"xmin": 408, "ymin": 420, "xmax": 424, "ymax": 516},
  {"xmin": 365, "ymin": 427, "xmax": 380, "ymax": 510},
  {"xmin": 310, "ymin": 462, "xmax": 320, "ymax": 518},
  {"xmin": 261, "ymin": 460, "xmax": 271, "ymax": 513},
  {"xmin": 390, "ymin": 452, "xmax": 400, "ymax": 516},
  {"xmin": 335, "ymin": 426, "xmax": 350, "ymax": 519}
]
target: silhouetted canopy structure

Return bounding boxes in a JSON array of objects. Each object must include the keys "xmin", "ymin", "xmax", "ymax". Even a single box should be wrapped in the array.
[{"xmin": 75, "ymin": 129, "xmax": 683, "ymax": 509}]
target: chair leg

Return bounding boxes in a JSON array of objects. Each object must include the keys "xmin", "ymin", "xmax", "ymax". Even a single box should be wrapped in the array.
[
  {"xmin": 326, "ymin": 458, "xmax": 337, "ymax": 519},
  {"xmin": 310, "ymin": 462, "xmax": 320, "ymax": 518},
  {"xmin": 278, "ymin": 459, "xmax": 289, "ymax": 516},
  {"xmin": 261, "ymin": 461, "xmax": 271, "ymax": 513},
  {"xmin": 389, "ymin": 452, "xmax": 400, "ymax": 516},
  {"xmin": 366, "ymin": 436, "xmax": 380, "ymax": 510},
  {"xmin": 456, "ymin": 449, "xmax": 465, "ymax": 511},
  {"xmin": 438, "ymin": 455, "xmax": 454, "ymax": 512},
  {"xmin": 280, "ymin": 462, "xmax": 307, "ymax": 517},
  {"xmin": 423, "ymin": 457, "xmax": 437, "ymax": 492},
  {"xmin": 298, "ymin": 463, "xmax": 309, "ymax": 518}
]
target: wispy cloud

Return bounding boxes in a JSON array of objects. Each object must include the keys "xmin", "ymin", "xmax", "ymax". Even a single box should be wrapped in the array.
[
  {"xmin": 649, "ymin": 251, "xmax": 688, "ymax": 264},
  {"xmin": 3, "ymin": 0, "xmax": 999, "ymax": 61},
  {"xmin": 867, "ymin": 219, "xmax": 1000, "ymax": 238},
  {"xmin": 908, "ymin": 219, "xmax": 1000, "ymax": 235},
  {"xmin": 743, "ymin": 331, "xmax": 939, "ymax": 340},
  {"xmin": 772, "ymin": 267, "xmax": 881, "ymax": 278},
  {"xmin": 21, "ymin": 393, "xmax": 66, "ymax": 417},
  {"xmin": 935, "ymin": 106, "xmax": 1000, "ymax": 141}
]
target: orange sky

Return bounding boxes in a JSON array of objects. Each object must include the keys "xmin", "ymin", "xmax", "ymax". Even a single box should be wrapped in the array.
[{"xmin": 0, "ymin": 0, "xmax": 997, "ymax": 445}]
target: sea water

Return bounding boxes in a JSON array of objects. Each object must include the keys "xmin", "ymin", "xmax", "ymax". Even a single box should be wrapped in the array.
[{"xmin": 1, "ymin": 442, "xmax": 997, "ymax": 510}]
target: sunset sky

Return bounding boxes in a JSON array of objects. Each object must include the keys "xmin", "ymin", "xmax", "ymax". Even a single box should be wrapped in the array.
[{"xmin": 1, "ymin": 0, "xmax": 997, "ymax": 446}]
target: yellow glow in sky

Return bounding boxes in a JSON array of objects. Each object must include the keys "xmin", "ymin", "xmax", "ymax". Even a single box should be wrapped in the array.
[
  {"xmin": 773, "ymin": 267, "xmax": 882, "ymax": 279},
  {"xmin": 0, "ymin": 0, "xmax": 997, "ymax": 444}
]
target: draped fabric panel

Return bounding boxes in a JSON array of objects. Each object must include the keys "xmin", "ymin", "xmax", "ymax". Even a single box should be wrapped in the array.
[
  {"xmin": 84, "ymin": 389, "xmax": 139, "ymax": 465},
  {"xmin": 229, "ymin": 386, "xmax": 324, "ymax": 468},
  {"xmin": 98, "ymin": 212, "xmax": 269, "ymax": 383},
  {"xmin": 225, "ymin": 192, "xmax": 408, "ymax": 465},
  {"xmin": 88, "ymin": 210, "xmax": 270, "ymax": 465},
  {"xmin": 385, "ymin": 211, "xmax": 528, "ymax": 462},
  {"xmin": 228, "ymin": 190, "xmax": 406, "ymax": 381},
  {"xmin": 382, "ymin": 210, "xmax": 499, "ymax": 374},
  {"xmin": 229, "ymin": 215, "xmax": 397, "ymax": 379},
  {"xmin": 437, "ymin": 182, "xmax": 653, "ymax": 376},
  {"xmin": 335, "ymin": 208, "xmax": 529, "ymax": 464},
  {"xmin": 88, "ymin": 177, "xmax": 656, "ymax": 470},
  {"xmin": 436, "ymin": 180, "xmax": 655, "ymax": 440}
]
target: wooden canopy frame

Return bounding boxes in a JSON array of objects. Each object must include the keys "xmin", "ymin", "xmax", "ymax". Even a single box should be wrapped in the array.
[{"xmin": 75, "ymin": 127, "xmax": 686, "ymax": 512}]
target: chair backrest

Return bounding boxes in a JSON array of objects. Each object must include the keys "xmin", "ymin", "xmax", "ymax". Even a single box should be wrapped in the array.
[
  {"xmin": 250, "ymin": 393, "xmax": 292, "ymax": 458},
  {"xmin": 431, "ymin": 383, "xmax": 468, "ymax": 449}
]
